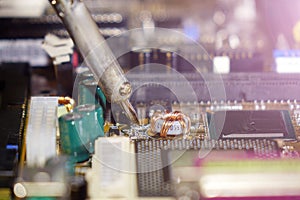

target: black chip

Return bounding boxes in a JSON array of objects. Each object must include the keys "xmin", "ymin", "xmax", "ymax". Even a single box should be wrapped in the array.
[{"xmin": 208, "ymin": 110, "xmax": 296, "ymax": 140}]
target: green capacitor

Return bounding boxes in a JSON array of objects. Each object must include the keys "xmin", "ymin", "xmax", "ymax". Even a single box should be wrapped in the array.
[
  {"xmin": 96, "ymin": 85, "xmax": 106, "ymax": 109},
  {"xmin": 74, "ymin": 70, "xmax": 93, "ymax": 103},
  {"xmin": 58, "ymin": 113, "xmax": 90, "ymax": 163},
  {"xmin": 75, "ymin": 70, "xmax": 94, "ymax": 86},
  {"xmin": 74, "ymin": 104, "xmax": 104, "ymax": 153},
  {"xmin": 78, "ymin": 79, "xmax": 97, "ymax": 105},
  {"xmin": 80, "ymin": 70, "xmax": 94, "ymax": 80},
  {"xmin": 26, "ymin": 197, "xmax": 56, "ymax": 200},
  {"xmin": 78, "ymin": 79, "xmax": 106, "ymax": 109}
]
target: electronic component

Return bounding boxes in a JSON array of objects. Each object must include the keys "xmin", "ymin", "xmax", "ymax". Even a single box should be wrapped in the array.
[
  {"xmin": 74, "ymin": 104, "xmax": 105, "ymax": 152},
  {"xmin": 135, "ymin": 138, "xmax": 279, "ymax": 197},
  {"xmin": 58, "ymin": 96, "xmax": 75, "ymax": 117},
  {"xmin": 128, "ymin": 73, "xmax": 300, "ymax": 102},
  {"xmin": 199, "ymin": 162, "xmax": 300, "ymax": 199},
  {"xmin": 170, "ymin": 150, "xmax": 300, "ymax": 199},
  {"xmin": 274, "ymin": 49, "xmax": 300, "ymax": 73},
  {"xmin": 20, "ymin": 97, "xmax": 300, "ymax": 199},
  {"xmin": 73, "ymin": 69, "xmax": 92, "ymax": 103},
  {"xmin": 130, "ymin": 47, "xmax": 152, "ymax": 70},
  {"xmin": 108, "ymin": 125, "xmax": 120, "ymax": 136},
  {"xmin": 42, "ymin": 33, "xmax": 74, "ymax": 65},
  {"xmin": 208, "ymin": 110, "xmax": 296, "ymax": 140},
  {"xmin": 158, "ymin": 47, "xmax": 178, "ymax": 70},
  {"xmin": 26, "ymin": 96, "xmax": 58, "ymax": 167},
  {"xmin": 0, "ymin": 39, "xmax": 49, "ymax": 67},
  {"xmin": 0, "ymin": 63, "xmax": 29, "ymax": 192},
  {"xmin": 149, "ymin": 111, "xmax": 191, "ymax": 138},
  {"xmin": 78, "ymin": 79, "xmax": 98, "ymax": 105},
  {"xmin": 130, "ymin": 47, "xmax": 178, "ymax": 72},
  {"xmin": 59, "ymin": 103, "xmax": 105, "ymax": 163},
  {"xmin": 6, "ymin": 1, "xmax": 300, "ymax": 200},
  {"xmin": 86, "ymin": 137, "xmax": 137, "ymax": 199},
  {"xmin": 78, "ymin": 79, "xmax": 106, "ymax": 108},
  {"xmin": 58, "ymin": 112, "xmax": 90, "ymax": 163},
  {"xmin": 14, "ymin": 157, "xmax": 69, "ymax": 199}
]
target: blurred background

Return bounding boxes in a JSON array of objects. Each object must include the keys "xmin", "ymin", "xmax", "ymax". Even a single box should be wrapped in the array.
[
  {"xmin": 1, "ymin": 0, "xmax": 299, "ymax": 72},
  {"xmin": 1, "ymin": 0, "xmax": 300, "ymax": 97}
]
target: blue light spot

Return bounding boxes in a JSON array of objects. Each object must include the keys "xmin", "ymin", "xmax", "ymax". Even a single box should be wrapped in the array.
[{"xmin": 6, "ymin": 144, "xmax": 18, "ymax": 150}]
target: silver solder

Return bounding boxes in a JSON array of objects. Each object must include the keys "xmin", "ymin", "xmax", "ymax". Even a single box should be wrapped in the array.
[{"xmin": 49, "ymin": 0, "xmax": 139, "ymax": 125}]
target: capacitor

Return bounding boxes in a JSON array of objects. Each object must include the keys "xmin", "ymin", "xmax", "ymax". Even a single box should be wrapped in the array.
[
  {"xmin": 78, "ymin": 79, "xmax": 106, "ymax": 109},
  {"xmin": 74, "ymin": 104, "xmax": 104, "ymax": 153},
  {"xmin": 73, "ymin": 70, "xmax": 94, "ymax": 104},
  {"xmin": 58, "ymin": 113, "xmax": 90, "ymax": 163},
  {"xmin": 108, "ymin": 125, "xmax": 120, "ymax": 136},
  {"xmin": 78, "ymin": 70, "xmax": 94, "ymax": 82}
]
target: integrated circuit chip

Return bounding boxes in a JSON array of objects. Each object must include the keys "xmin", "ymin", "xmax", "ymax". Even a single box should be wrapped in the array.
[{"xmin": 208, "ymin": 110, "xmax": 296, "ymax": 140}]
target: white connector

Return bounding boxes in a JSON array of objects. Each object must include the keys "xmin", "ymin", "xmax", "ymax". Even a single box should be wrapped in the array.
[
  {"xmin": 26, "ymin": 96, "xmax": 58, "ymax": 167},
  {"xmin": 86, "ymin": 137, "xmax": 137, "ymax": 199}
]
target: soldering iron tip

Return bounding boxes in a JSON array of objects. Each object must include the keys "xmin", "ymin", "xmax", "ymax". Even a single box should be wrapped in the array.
[{"xmin": 120, "ymin": 100, "xmax": 140, "ymax": 125}]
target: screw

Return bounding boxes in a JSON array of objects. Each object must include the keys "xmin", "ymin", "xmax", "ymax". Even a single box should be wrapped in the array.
[{"xmin": 119, "ymin": 82, "xmax": 132, "ymax": 96}]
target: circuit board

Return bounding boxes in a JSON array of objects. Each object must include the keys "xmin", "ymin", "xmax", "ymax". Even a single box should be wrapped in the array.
[
  {"xmin": 135, "ymin": 138, "xmax": 279, "ymax": 197},
  {"xmin": 128, "ymin": 100, "xmax": 300, "ymax": 199},
  {"xmin": 4, "ymin": 0, "xmax": 300, "ymax": 199}
]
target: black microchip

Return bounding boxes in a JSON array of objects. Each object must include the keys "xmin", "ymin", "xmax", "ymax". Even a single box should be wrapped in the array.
[{"xmin": 208, "ymin": 110, "xmax": 296, "ymax": 140}]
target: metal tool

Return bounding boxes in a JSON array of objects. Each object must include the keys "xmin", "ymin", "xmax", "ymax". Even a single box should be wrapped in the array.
[{"xmin": 49, "ymin": 0, "xmax": 139, "ymax": 124}]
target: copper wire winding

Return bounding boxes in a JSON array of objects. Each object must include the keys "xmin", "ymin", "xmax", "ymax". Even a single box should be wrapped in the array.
[{"xmin": 150, "ymin": 111, "xmax": 191, "ymax": 137}]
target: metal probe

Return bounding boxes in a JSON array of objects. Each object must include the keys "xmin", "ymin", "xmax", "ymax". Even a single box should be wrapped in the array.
[{"xmin": 49, "ymin": 0, "xmax": 139, "ymax": 124}]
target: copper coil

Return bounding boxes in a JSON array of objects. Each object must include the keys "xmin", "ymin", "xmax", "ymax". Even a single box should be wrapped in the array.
[
  {"xmin": 150, "ymin": 111, "xmax": 191, "ymax": 138},
  {"xmin": 150, "ymin": 111, "xmax": 164, "ymax": 132}
]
